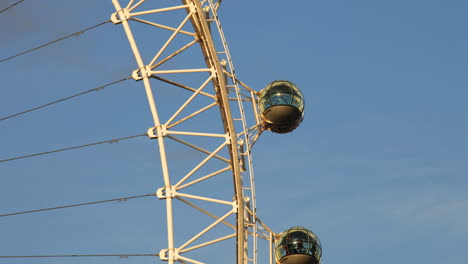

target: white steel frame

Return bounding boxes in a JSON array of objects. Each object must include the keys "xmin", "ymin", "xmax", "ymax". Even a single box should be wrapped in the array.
[{"xmin": 111, "ymin": 0, "xmax": 273, "ymax": 263}]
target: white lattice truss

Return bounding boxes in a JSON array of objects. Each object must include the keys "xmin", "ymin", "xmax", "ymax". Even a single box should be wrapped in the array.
[{"xmin": 111, "ymin": 0, "xmax": 275, "ymax": 263}]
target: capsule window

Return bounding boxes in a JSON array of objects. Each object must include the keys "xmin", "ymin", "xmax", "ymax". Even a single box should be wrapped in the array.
[
  {"xmin": 271, "ymin": 92, "xmax": 292, "ymax": 106},
  {"xmin": 259, "ymin": 96, "xmax": 272, "ymax": 112},
  {"xmin": 259, "ymin": 80, "xmax": 304, "ymax": 113},
  {"xmin": 276, "ymin": 245, "xmax": 287, "ymax": 259},
  {"xmin": 275, "ymin": 227, "xmax": 322, "ymax": 263},
  {"xmin": 292, "ymin": 95, "xmax": 304, "ymax": 111}
]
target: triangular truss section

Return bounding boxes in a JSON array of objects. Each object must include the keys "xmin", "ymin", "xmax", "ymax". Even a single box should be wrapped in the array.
[{"xmin": 111, "ymin": 0, "xmax": 271, "ymax": 263}]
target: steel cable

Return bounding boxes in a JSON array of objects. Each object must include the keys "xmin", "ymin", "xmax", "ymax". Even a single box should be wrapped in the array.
[
  {"xmin": 0, "ymin": 0, "xmax": 25, "ymax": 14},
  {"xmin": 0, "ymin": 133, "xmax": 147, "ymax": 163},
  {"xmin": 0, "ymin": 254, "xmax": 159, "ymax": 258},
  {"xmin": 0, "ymin": 194, "xmax": 155, "ymax": 217},
  {"xmin": 0, "ymin": 20, "xmax": 111, "ymax": 63},
  {"xmin": 1, "ymin": 77, "xmax": 131, "ymax": 121}
]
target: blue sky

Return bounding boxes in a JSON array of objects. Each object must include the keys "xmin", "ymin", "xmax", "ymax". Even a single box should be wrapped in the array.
[{"xmin": 1, "ymin": 0, "xmax": 467, "ymax": 264}]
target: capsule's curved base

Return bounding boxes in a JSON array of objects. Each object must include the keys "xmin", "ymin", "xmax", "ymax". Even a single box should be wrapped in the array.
[
  {"xmin": 263, "ymin": 105, "xmax": 303, "ymax": 133},
  {"xmin": 278, "ymin": 254, "xmax": 319, "ymax": 264}
]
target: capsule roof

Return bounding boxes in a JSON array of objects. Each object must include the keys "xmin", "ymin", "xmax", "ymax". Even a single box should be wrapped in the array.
[{"xmin": 275, "ymin": 226, "xmax": 321, "ymax": 264}]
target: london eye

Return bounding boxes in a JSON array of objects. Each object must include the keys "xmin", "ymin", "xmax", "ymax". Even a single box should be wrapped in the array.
[{"xmin": 1, "ymin": 0, "xmax": 319, "ymax": 263}]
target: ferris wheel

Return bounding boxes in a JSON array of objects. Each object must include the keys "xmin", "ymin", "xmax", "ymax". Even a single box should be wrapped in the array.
[
  {"xmin": 0, "ymin": 0, "xmax": 319, "ymax": 263},
  {"xmin": 109, "ymin": 0, "xmax": 316, "ymax": 263}
]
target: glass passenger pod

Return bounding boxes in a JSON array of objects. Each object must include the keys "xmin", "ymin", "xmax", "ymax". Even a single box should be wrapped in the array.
[
  {"xmin": 258, "ymin": 80, "xmax": 305, "ymax": 133},
  {"xmin": 275, "ymin": 226, "xmax": 322, "ymax": 264}
]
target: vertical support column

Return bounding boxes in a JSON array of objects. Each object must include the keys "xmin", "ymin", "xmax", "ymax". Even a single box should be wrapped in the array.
[{"xmin": 110, "ymin": 1, "xmax": 175, "ymax": 263}]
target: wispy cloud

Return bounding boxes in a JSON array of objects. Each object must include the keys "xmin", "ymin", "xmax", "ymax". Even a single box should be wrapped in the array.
[{"xmin": 384, "ymin": 190, "xmax": 468, "ymax": 235}]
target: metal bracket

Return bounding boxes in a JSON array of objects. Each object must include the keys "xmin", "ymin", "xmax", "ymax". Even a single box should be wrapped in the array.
[
  {"xmin": 231, "ymin": 199, "xmax": 239, "ymax": 213},
  {"xmin": 156, "ymin": 186, "xmax": 176, "ymax": 199},
  {"xmin": 245, "ymin": 196, "xmax": 253, "ymax": 223},
  {"xmin": 110, "ymin": 8, "xmax": 130, "ymax": 24},
  {"xmin": 187, "ymin": 2, "xmax": 197, "ymax": 14},
  {"xmin": 132, "ymin": 66, "xmax": 153, "ymax": 80},
  {"xmin": 224, "ymin": 132, "xmax": 231, "ymax": 145},
  {"xmin": 147, "ymin": 125, "xmax": 167, "ymax": 139},
  {"xmin": 159, "ymin": 248, "xmax": 179, "ymax": 261}
]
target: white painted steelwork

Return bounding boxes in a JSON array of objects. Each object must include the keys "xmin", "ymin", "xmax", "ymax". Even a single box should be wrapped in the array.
[{"xmin": 111, "ymin": 1, "xmax": 274, "ymax": 263}]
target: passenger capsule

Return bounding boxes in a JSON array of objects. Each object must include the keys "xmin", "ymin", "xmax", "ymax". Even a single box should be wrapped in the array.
[
  {"xmin": 258, "ymin": 80, "xmax": 305, "ymax": 133},
  {"xmin": 275, "ymin": 226, "xmax": 322, "ymax": 264}
]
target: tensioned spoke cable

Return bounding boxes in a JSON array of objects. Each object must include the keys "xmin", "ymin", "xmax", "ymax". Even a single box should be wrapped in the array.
[
  {"xmin": 0, "ymin": 193, "xmax": 155, "ymax": 217},
  {"xmin": 0, "ymin": 133, "xmax": 146, "ymax": 163},
  {"xmin": 1, "ymin": 77, "xmax": 131, "ymax": 121},
  {"xmin": 0, "ymin": 254, "xmax": 158, "ymax": 258},
  {"xmin": 0, "ymin": 20, "xmax": 110, "ymax": 63},
  {"xmin": 0, "ymin": 0, "xmax": 25, "ymax": 14}
]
